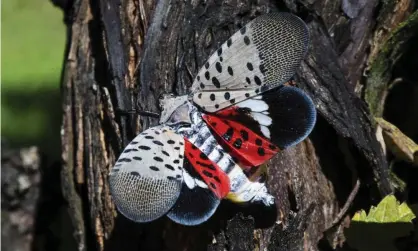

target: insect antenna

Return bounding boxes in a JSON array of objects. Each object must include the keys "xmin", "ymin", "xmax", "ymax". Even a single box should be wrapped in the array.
[{"xmin": 116, "ymin": 108, "xmax": 160, "ymax": 118}]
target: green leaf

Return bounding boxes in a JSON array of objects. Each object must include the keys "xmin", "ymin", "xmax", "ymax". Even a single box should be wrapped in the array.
[
  {"xmin": 352, "ymin": 195, "xmax": 415, "ymax": 223},
  {"xmin": 345, "ymin": 195, "xmax": 416, "ymax": 251}
]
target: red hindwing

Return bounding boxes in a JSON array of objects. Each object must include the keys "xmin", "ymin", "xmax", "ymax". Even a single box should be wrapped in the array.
[
  {"xmin": 203, "ymin": 107, "xmax": 279, "ymax": 168},
  {"xmin": 184, "ymin": 139, "xmax": 230, "ymax": 199}
]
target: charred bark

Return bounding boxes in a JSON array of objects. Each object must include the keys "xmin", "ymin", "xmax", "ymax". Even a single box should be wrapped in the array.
[{"xmin": 58, "ymin": 0, "xmax": 416, "ymax": 250}]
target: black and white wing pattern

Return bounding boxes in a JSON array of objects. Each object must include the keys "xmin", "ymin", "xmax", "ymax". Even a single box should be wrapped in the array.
[
  {"xmin": 109, "ymin": 126, "xmax": 185, "ymax": 223},
  {"xmin": 166, "ymin": 158, "xmax": 221, "ymax": 226},
  {"xmin": 109, "ymin": 126, "xmax": 231, "ymax": 226},
  {"xmin": 190, "ymin": 12, "xmax": 309, "ymax": 113},
  {"xmin": 109, "ymin": 12, "xmax": 315, "ymax": 227}
]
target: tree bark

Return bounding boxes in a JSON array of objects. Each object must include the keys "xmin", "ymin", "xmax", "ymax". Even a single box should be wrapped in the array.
[
  {"xmin": 58, "ymin": 0, "xmax": 416, "ymax": 250},
  {"xmin": 1, "ymin": 146, "xmax": 41, "ymax": 251}
]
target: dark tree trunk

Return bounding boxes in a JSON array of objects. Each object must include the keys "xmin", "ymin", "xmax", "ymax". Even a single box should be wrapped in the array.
[
  {"xmin": 1, "ymin": 146, "xmax": 41, "ymax": 251},
  {"xmin": 58, "ymin": 0, "xmax": 416, "ymax": 250}
]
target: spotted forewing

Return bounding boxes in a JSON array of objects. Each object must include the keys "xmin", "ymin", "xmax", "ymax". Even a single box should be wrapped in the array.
[
  {"xmin": 190, "ymin": 12, "xmax": 309, "ymax": 113},
  {"xmin": 109, "ymin": 12, "xmax": 316, "ymax": 226}
]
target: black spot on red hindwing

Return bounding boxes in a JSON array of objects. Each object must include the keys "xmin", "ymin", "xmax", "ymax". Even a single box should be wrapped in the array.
[
  {"xmin": 202, "ymin": 109, "xmax": 280, "ymax": 168},
  {"xmin": 255, "ymin": 138, "xmax": 262, "ymax": 146},
  {"xmin": 223, "ymin": 128, "xmax": 234, "ymax": 141},
  {"xmin": 202, "ymin": 170, "xmax": 213, "ymax": 177},
  {"xmin": 183, "ymin": 139, "xmax": 230, "ymax": 198},
  {"xmin": 196, "ymin": 161, "xmax": 216, "ymax": 170},
  {"xmin": 233, "ymin": 138, "xmax": 242, "ymax": 149},
  {"xmin": 200, "ymin": 153, "xmax": 208, "ymax": 160},
  {"xmin": 210, "ymin": 183, "xmax": 217, "ymax": 189},
  {"xmin": 240, "ymin": 130, "xmax": 249, "ymax": 141}
]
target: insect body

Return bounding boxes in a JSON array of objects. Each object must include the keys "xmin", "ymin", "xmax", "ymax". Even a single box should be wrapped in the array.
[{"xmin": 109, "ymin": 12, "xmax": 316, "ymax": 226}]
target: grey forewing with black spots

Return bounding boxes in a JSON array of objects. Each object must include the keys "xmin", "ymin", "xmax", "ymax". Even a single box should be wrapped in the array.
[
  {"xmin": 109, "ymin": 125, "xmax": 185, "ymax": 223},
  {"xmin": 190, "ymin": 12, "xmax": 309, "ymax": 113}
]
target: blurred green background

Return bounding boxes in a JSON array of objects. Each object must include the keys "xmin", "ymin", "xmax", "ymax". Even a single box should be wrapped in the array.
[{"xmin": 2, "ymin": 0, "xmax": 65, "ymax": 160}]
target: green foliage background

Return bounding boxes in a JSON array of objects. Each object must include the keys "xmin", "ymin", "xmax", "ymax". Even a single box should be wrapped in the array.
[{"xmin": 1, "ymin": 0, "xmax": 65, "ymax": 159}]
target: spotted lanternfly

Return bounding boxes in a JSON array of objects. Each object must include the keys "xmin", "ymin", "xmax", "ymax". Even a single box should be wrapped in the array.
[{"xmin": 109, "ymin": 12, "xmax": 316, "ymax": 226}]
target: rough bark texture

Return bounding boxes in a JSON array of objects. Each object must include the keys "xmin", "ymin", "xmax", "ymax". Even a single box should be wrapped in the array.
[
  {"xmin": 1, "ymin": 144, "xmax": 73, "ymax": 251},
  {"xmin": 57, "ymin": 0, "xmax": 416, "ymax": 250},
  {"xmin": 1, "ymin": 146, "xmax": 41, "ymax": 251}
]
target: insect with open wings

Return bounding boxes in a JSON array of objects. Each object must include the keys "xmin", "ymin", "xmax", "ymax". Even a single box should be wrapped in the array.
[{"xmin": 109, "ymin": 12, "xmax": 316, "ymax": 226}]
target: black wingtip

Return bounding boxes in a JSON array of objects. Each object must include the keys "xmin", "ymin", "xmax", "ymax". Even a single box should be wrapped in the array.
[
  {"xmin": 167, "ymin": 183, "xmax": 220, "ymax": 226},
  {"xmin": 264, "ymin": 85, "xmax": 317, "ymax": 149}
]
